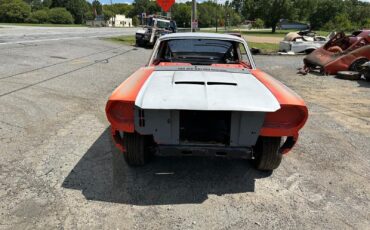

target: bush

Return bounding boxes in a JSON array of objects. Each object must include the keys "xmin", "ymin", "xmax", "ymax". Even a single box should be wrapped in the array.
[
  {"xmin": 27, "ymin": 9, "xmax": 49, "ymax": 23},
  {"xmin": 132, "ymin": 16, "xmax": 139, "ymax": 27},
  {"xmin": 103, "ymin": 9, "xmax": 114, "ymax": 21},
  {"xmin": 254, "ymin": 18, "xmax": 265, "ymax": 29},
  {"xmin": 48, "ymin": 7, "xmax": 73, "ymax": 24},
  {"xmin": 0, "ymin": 0, "xmax": 31, "ymax": 23},
  {"xmin": 322, "ymin": 13, "xmax": 356, "ymax": 32},
  {"xmin": 362, "ymin": 18, "xmax": 370, "ymax": 29}
]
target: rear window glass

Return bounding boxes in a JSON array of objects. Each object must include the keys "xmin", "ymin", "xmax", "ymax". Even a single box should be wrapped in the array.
[{"xmin": 168, "ymin": 39, "xmax": 233, "ymax": 53}]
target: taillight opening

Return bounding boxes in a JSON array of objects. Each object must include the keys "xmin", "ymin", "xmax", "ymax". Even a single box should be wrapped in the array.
[
  {"xmin": 106, "ymin": 101, "xmax": 135, "ymax": 132},
  {"xmin": 264, "ymin": 106, "xmax": 307, "ymax": 129}
]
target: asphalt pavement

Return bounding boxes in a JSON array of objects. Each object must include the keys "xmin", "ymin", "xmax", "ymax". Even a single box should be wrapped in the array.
[
  {"xmin": 0, "ymin": 26, "xmax": 369, "ymax": 229},
  {"xmin": 0, "ymin": 25, "xmax": 137, "ymax": 45}
]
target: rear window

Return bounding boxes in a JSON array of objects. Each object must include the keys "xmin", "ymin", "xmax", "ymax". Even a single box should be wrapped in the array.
[
  {"xmin": 152, "ymin": 39, "xmax": 251, "ymax": 66},
  {"xmin": 168, "ymin": 39, "xmax": 233, "ymax": 54}
]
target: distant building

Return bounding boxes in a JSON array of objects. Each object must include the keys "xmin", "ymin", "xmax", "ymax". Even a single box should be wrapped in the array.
[
  {"xmin": 278, "ymin": 19, "xmax": 309, "ymax": 30},
  {"xmin": 86, "ymin": 15, "xmax": 106, "ymax": 27},
  {"xmin": 108, "ymin": 15, "xmax": 132, "ymax": 27}
]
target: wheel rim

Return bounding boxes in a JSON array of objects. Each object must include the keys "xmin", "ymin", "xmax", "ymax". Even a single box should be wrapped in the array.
[{"xmin": 351, "ymin": 59, "xmax": 368, "ymax": 72}]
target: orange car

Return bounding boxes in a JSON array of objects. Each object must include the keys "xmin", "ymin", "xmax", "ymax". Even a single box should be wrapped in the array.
[
  {"xmin": 106, "ymin": 33, "xmax": 308, "ymax": 171},
  {"xmin": 304, "ymin": 30, "xmax": 370, "ymax": 74}
]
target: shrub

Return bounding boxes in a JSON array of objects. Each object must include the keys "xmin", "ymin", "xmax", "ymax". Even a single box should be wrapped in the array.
[
  {"xmin": 0, "ymin": 0, "xmax": 31, "ymax": 23},
  {"xmin": 27, "ymin": 9, "xmax": 49, "ymax": 23},
  {"xmin": 103, "ymin": 9, "xmax": 114, "ymax": 21},
  {"xmin": 323, "ymin": 13, "xmax": 356, "ymax": 32},
  {"xmin": 254, "ymin": 18, "xmax": 265, "ymax": 29},
  {"xmin": 132, "ymin": 16, "xmax": 139, "ymax": 27},
  {"xmin": 48, "ymin": 7, "xmax": 73, "ymax": 24}
]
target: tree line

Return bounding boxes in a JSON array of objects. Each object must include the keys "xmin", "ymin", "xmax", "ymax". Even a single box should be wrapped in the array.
[
  {"xmin": 229, "ymin": 0, "xmax": 370, "ymax": 32},
  {"xmin": 132, "ymin": 0, "xmax": 370, "ymax": 32},
  {"xmin": 0, "ymin": 0, "xmax": 369, "ymax": 32},
  {"xmin": 0, "ymin": 0, "xmax": 134, "ymax": 24}
]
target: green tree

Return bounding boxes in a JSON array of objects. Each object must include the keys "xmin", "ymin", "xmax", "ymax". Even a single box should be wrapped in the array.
[
  {"xmin": 26, "ymin": 0, "xmax": 43, "ymax": 11},
  {"xmin": 323, "ymin": 13, "xmax": 355, "ymax": 31},
  {"xmin": 84, "ymin": 10, "xmax": 94, "ymax": 20},
  {"xmin": 0, "ymin": 0, "xmax": 31, "ymax": 23},
  {"xmin": 50, "ymin": 0, "xmax": 68, "ymax": 8},
  {"xmin": 132, "ymin": 15, "xmax": 139, "ymax": 26},
  {"xmin": 172, "ymin": 3, "xmax": 191, "ymax": 27},
  {"xmin": 103, "ymin": 3, "xmax": 133, "ymax": 15},
  {"xmin": 344, "ymin": 0, "xmax": 370, "ymax": 29},
  {"xmin": 42, "ymin": 0, "xmax": 53, "ymax": 8},
  {"xmin": 130, "ymin": 0, "xmax": 160, "ymax": 17},
  {"xmin": 48, "ymin": 7, "xmax": 73, "ymax": 24},
  {"xmin": 291, "ymin": 0, "xmax": 318, "ymax": 22},
  {"xmin": 103, "ymin": 9, "xmax": 114, "ymax": 21},
  {"xmin": 309, "ymin": 0, "xmax": 345, "ymax": 29},
  {"xmin": 261, "ymin": 0, "xmax": 294, "ymax": 32},
  {"xmin": 27, "ymin": 9, "xmax": 49, "ymax": 23},
  {"xmin": 198, "ymin": 1, "xmax": 219, "ymax": 28},
  {"xmin": 66, "ymin": 0, "xmax": 89, "ymax": 24},
  {"xmin": 254, "ymin": 18, "xmax": 264, "ymax": 28},
  {"xmin": 91, "ymin": 0, "xmax": 102, "ymax": 16}
]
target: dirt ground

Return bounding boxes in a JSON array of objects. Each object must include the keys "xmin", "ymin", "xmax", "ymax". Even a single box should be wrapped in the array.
[
  {"xmin": 243, "ymin": 35, "xmax": 282, "ymax": 44},
  {"xmin": 0, "ymin": 33, "xmax": 369, "ymax": 229}
]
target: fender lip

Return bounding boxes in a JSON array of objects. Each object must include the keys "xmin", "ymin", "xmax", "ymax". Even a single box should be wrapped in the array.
[{"xmin": 250, "ymin": 69, "xmax": 308, "ymax": 138}]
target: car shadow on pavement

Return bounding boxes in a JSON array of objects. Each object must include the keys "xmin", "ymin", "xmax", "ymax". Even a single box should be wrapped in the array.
[
  {"xmin": 356, "ymin": 79, "xmax": 370, "ymax": 88},
  {"xmin": 62, "ymin": 128, "xmax": 272, "ymax": 205}
]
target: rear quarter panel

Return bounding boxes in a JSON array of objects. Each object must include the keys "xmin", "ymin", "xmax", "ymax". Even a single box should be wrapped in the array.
[{"xmin": 250, "ymin": 69, "xmax": 308, "ymax": 138}]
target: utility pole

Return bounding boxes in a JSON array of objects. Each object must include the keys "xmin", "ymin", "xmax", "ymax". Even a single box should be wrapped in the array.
[
  {"xmin": 214, "ymin": 0, "xmax": 218, "ymax": 32},
  {"xmin": 110, "ymin": 0, "xmax": 114, "ymax": 27},
  {"xmin": 191, "ymin": 0, "xmax": 197, "ymax": 32}
]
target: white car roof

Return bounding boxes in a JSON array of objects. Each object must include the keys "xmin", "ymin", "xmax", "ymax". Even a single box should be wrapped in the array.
[{"xmin": 159, "ymin": 32, "xmax": 245, "ymax": 43}]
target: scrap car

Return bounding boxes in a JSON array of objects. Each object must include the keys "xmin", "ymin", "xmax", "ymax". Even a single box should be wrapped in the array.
[
  {"xmin": 135, "ymin": 15, "xmax": 177, "ymax": 47},
  {"xmin": 303, "ymin": 30, "xmax": 370, "ymax": 74},
  {"xmin": 279, "ymin": 30, "xmax": 332, "ymax": 54},
  {"xmin": 106, "ymin": 33, "xmax": 308, "ymax": 171}
]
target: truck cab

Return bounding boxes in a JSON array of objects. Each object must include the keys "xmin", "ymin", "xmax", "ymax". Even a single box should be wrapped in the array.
[{"xmin": 135, "ymin": 15, "xmax": 177, "ymax": 47}]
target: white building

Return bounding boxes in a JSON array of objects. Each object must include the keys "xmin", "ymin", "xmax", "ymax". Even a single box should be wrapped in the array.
[{"xmin": 108, "ymin": 15, "xmax": 132, "ymax": 27}]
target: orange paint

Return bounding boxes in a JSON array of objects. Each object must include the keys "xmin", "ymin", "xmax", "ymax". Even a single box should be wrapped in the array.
[
  {"xmin": 251, "ymin": 69, "xmax": 308, "ymax": 145},
  {"xmin": 106, "ymin": 67, "xmax": 154, "ymax": 133}
]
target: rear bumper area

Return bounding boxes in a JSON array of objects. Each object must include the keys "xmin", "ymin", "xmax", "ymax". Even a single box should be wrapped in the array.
[{"xmin": 156, "ymin": 145, "xmax": 253, "ymax": 159}]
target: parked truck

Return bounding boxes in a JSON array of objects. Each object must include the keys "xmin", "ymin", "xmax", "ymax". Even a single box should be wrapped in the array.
[{"xmin": 135, "ymin": 15, "xmax": 177, "ymax": 47}]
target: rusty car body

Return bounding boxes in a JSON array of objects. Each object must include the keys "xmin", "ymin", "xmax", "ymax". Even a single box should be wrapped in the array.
[
  {"xmin": 106, "ymin": 33, "xmax": 308, "ymax": 171},
  {"xmin": 303, "ymin": 30, "xmax": 370, "ymax": 74}
]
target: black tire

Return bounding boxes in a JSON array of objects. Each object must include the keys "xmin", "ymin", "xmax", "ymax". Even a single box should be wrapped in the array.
[
  {"xmin": 336, "ymin": 71, "xmax": 361, "ymax": 80},
  {"xmin": 253, "ymin": 137, "xmax": 282, "ymax": 171},
  {"xmin": 135, "ymin": 39, "xmax": 146, "ymax": 47},
  {"xmin": 364, "ymin": 72, "xmax": 370, "ymax": 81},
  {"xmin": 349, "ymin": 58, "xmax": 368, "ymax": 72},
  {"xmin": 123, "ymin": 132, "xmax": 152, "ymax": 166},
  {"xmin": 304, "ymin": 49, "xmax": 315, "ymax": 54}
]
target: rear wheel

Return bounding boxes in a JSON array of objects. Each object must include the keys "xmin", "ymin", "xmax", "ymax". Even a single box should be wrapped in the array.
[
  {"xmin": 364, "ymin": 72, "xmax": 370, "ymax": 81},
  {"xmin": 253, "ymin": 137, "xmax": 282, "ymax": 171},
  {"xmin": 123, "ymin": 132, "xmax": 153, "ymax": 166},
  {"xmin": 349, "ymin": 58, "xmax": 368, "ymax": 72},
  {"xmin": 304, "ymin": 49, "xmax": 315, "ymax": 54},
  {"xmin": 336, "ymin": 71, "xmax": 361, "ymax": 80},
  {"xmin": 135, "ymin": 38, "xmax": 147, "ymax": 47}
]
